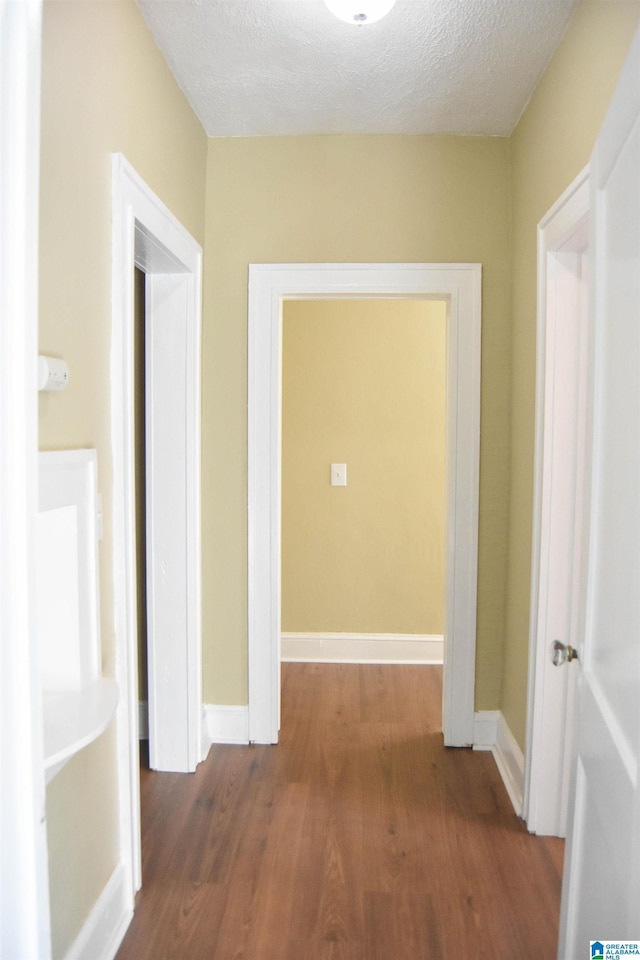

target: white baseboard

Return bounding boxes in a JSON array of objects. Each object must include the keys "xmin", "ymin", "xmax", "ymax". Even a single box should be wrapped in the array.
[
  {"xmin": 472, "ymin": 710, "xmax": 500, "ymax": 750},
  {"xmin": 493, "ymin": 712, "xmax": 525, "ymax": 817},
  {"xmin": 203, "ymin": 704, "xmax": 249, "ymax": 745},
  {"xmin": 65, "ymin": 860, "xmax": 132, "ymax": 960},
  {"xmin": 473, "ymin": 710, "xmax": 524, "ymax": 818},
  {"xmin": 281, "ymin": 632, "xmax": 444, "ymax": 665}
]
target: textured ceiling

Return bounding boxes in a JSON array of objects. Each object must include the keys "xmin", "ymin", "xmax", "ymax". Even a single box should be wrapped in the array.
[{"xmin": 137, "ymin": 0, "xmax": 578, "ymax": 137}]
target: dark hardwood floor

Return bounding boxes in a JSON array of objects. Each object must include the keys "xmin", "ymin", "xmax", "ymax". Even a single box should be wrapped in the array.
[{"xmin": 116, "ymin": 664, "xmax": 564, "ymax": 960}]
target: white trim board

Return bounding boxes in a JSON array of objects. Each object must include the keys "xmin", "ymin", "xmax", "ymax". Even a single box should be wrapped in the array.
[
  {"xmin": 64, "ymin": 861, "xmax": 132, "ymax": 960},
  {"xmin": 203, "ymin": 705, "xmax": 250, "ymax": 746},
  {"xmin": 473, "ymin": 710, "xmax": 525, "ymax": 818},
  {"xmin": 473, "ymin": 709, "xmax": 500, "ymax": 749},
  {"xmin": 281, "ymin": 632, "xmax": 443, "ymax": 664},
  {"xmin": 111, "ymin": 153, "xmax": 203, "ymax": 900},
  {"xmin": 493, "ymin": 713, "xmax": 525, "ymax": 818},
  {"xmin": 248, "ymin": 263, "xmax": 481, "ymax": 748}
]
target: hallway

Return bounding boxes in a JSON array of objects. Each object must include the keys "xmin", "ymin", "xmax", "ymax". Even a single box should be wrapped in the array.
[{"xmin": 116, "ymin": 664, "xmax": 564, "ymax": 959}]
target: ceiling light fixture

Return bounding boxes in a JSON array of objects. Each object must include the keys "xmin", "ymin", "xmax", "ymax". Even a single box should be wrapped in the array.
[{"xmin": 324, "ymin": 0, "xmax": 396, "ymax": 26}]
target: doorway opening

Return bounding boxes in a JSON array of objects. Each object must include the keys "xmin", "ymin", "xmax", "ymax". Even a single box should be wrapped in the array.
[
  {"xmin": 247, "ymin": 263, "xmax": 481, "ymax": 748},
  {"xmin": 524, "ymin": 168, "xmax": 589, "ymax": 837},
  {"xmin": 111, "ymin": 154, "xmax": 203, "ymax": 897},
  {"xmin": 280, "ymin": 298, "xmax": 447, "ymax": 667}
]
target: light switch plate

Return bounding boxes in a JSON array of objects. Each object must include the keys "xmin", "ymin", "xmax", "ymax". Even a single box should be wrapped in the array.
[{"xmin": 331, "ymin": 463, "xmax": 347, "ymax": 487}]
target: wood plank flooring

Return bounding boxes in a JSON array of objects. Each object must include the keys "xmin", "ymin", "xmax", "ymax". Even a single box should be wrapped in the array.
[{"xmin": 116, "ymin": 664, "xmax": 564, "ymax": 960}]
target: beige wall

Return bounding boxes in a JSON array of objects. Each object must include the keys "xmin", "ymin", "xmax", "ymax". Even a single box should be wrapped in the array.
[
  {"xmin": 38, "ymin": 1, "xmax": 207, "ymax": 955},
  {"xmin": 503, "ymin": 2, "xmax": 640, "ymax": 749},
  {"xmin": 203, "ymin": 134, "xmax": 512, "ymax": 707},
  {"xmin": 282, "ymin": 299, "xmax": 446, "ymax": 635}
]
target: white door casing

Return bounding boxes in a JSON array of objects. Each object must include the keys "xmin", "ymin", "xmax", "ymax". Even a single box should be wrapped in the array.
[
  {"xmin": 525, "ymin": 169, "xmax": 589, "ymax": 837},
  {"xmin": 558, "ymin": 26, "xmax": 640, "ymax": 954},
  {"xmin": 247, "ymin": 263, "xmax": 481, "ymax": 747},
  {"xmin": 111, "ymin": 154, "xmax": 203, "ymax": 894}
]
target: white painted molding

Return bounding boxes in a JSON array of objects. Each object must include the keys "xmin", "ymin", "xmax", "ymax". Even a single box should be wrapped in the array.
[
  {"xmin": 65, "ymin": 861, "xmax": 132, "ymax": 960},
  {"xmin": 472, "ymin": 710, "xmax": 500, "ymax": 751},
  {"xmin": 281, "ymin": 633, "xmax": 443, "ymax": 664},
  {"xmin": 492, "ymin": 713, "xmax": 525, "ymax": 818},
  {"xmin": 473, "ymin": 711, "xmax": 524, "ymax": 818},
  {"xmin": 111, "ymin": 153, "xmax": 203, "ymax": 895},
  {"xmin": 248, "ymin": 262, "xmax": 481, "ymax": 748},
  {"xmin": 203, "ymin": 705, "xmax": 250, "ymax": 746}
]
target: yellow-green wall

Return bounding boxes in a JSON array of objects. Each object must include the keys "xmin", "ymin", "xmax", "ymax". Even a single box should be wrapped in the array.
[
  {"xmin": 38, "ymin": 1, "xmax": 207, "ymax": 955},
  {"xmin": 203, "ymin": 134, "xmax": 512, "ymax": 707},
  {"xmin": 503, "ymin": 1, "xmax": 640, "ymax": 750},
  {"xmin": 282, "ymin": 299, "xmax": 446, "ymax": 635}
]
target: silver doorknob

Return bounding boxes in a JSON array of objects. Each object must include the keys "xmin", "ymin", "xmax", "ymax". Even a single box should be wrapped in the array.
[{"xmin": 551, "ymin": 640, "xmax": 579, "ymax": 666}]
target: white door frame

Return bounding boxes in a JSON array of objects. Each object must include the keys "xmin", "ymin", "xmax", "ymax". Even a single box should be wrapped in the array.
[
  {"xmin": 0, "ymin": 1, "xmax": 51, "ymax": 955},
  {"xmin": 111, "ymin": 154, "xmax": 202, "ymax": 894},
  {"xmin": 524, "ymin": 169, "xmax": 590, "ymax": 836},
  {"xmin": 247, "ymin": 263, "xmax": 481, "ymax": 747}
]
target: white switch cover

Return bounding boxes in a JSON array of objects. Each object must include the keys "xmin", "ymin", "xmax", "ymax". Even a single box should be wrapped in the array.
[{"xmin": 331, "ymin": 463, "xmax": 347, "ymax": 487}]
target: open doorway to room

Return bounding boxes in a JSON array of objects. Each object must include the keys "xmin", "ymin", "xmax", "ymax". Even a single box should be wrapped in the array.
[
  {"xmin": 111, "ymin": 154, "xmax": 203, "ymax": 896},
  {"xmin": 280, "ymin": 299, "xmax": 447, "ymax": 669},
  {"xmin": 247, "ymin": 263, "xmax": 481, "ymax": 749},
  {"xmin": 525, "ymin": 169, "xmax": 589, "ymax": 838}
]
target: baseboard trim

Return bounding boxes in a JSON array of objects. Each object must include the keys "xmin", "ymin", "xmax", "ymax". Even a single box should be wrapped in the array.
[
  {"xmin": 203, "ymin": 704, "xmax": 249, "ymax": 745},
  {"xmin": 493, "ymin": 712, "xmax": 525, "ymax": 817},
  {"xmin": 281, "ymin": 632, "xmax": 444, "ymax": 665},
  {"xmin": 473, "ymin": 710, "xmax": 524, "ymax": 817},
  {"xmin": 472, "ymin": 710, "xmax": 500, "ymax": 750},
  {"xmin": 65, "ymin": 860, "xmax": 132, "ymax": 960}
]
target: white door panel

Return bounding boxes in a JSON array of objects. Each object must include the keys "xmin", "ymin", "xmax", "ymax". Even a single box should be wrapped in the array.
[
  {"xmin": 588, "ymin": 115, "xmax": 640, "ymax": 747},
  {"xmin": 146, "ymin": 274, "xmax": 191, "ymax": 772},
  {"xmin": 558, "ymin": 25, "xmax": 640, "ymax": 955}
]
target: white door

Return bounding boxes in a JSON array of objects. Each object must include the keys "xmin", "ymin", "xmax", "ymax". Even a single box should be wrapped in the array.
[
  {"xmin": 558, "ymin": 26, "xmax": 640, "ymax": 956},
  {"xmin": 145, "ymin": 274, "xmax": 192, "ymax": 772}
]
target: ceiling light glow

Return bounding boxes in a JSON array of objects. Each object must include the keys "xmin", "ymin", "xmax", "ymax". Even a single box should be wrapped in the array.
[{"xmin": 324, "ymin": 0, "xmax": 396, "ymax": 26}]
